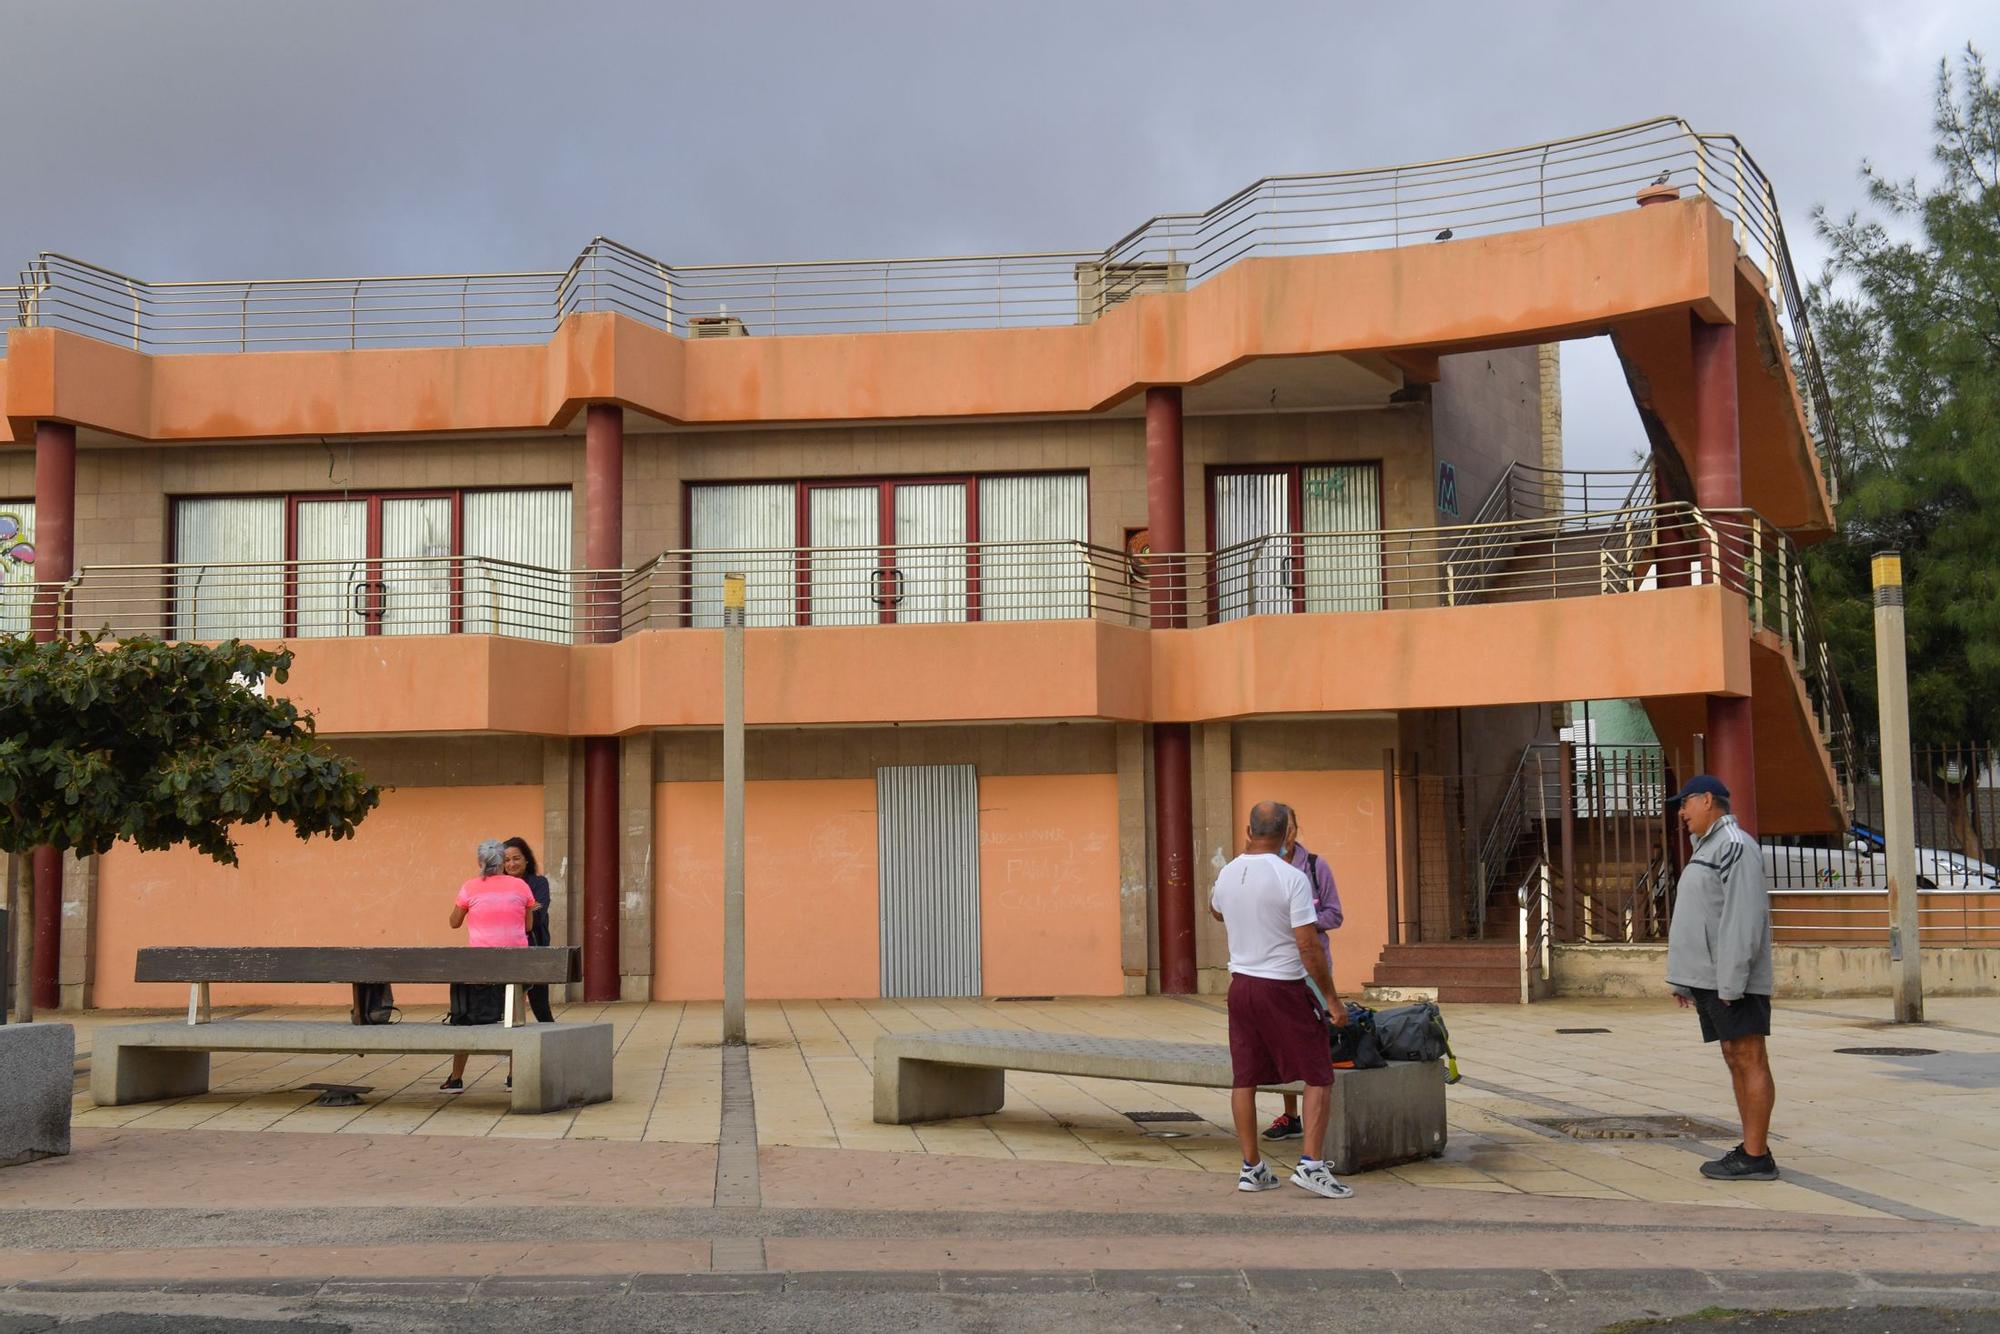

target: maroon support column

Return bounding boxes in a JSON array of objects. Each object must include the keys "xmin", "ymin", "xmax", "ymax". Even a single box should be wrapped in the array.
[
  {"xmin": 31, "ymin": 422, "xmax": 76, "ymax": 1011},
  {"xmin": 582, "ymin": 404, "xmax": 624, "ymax": 1000},
  {"xmin": 1146, "ymin": 387, "xmax": 1197, "ymax": 993},
  {"xmin": 582, "ymin": 737, "xmax": 620, "ymax": 1001},
  {"xmin": 1691, "ymin": 317, "xmax": 1759, "ymax": 833},
  {"xmin": 585, "ymin": 404, "xmax": 625, "ymax": 643}
]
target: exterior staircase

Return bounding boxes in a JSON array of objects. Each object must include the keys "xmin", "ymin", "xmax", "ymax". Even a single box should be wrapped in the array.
[{"xmin": 1368, "ymin": 941, "xmax": 1519, "ymax": 1004}]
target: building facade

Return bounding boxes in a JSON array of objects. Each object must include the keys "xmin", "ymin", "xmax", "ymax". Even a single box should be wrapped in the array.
[{"xmin": 2, "ymin": 119, "xmax": 1850, "ymax": 1011}]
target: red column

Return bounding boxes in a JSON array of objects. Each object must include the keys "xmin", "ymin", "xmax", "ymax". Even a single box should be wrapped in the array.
[
  {"xmin": 585, "ymin": 404, "xmax": 625, "ymax": 643},
  {"xmin": 31, "ymin": 422, "xmax": 76, "ymax": 1009},
  {"xmin": 582, "ymin": 404, "xmax": 624, "ymax": 1000},
  {"xmin": 582, "ymin": 737, "xmax": 620, "ymax": 1002},
  {"xmin": 1691, "ymin": 318, "xmax": 1758, "ymax": 833},
  {"xmin": 1146, "ymin": 387, "xmax": 1197, "ymax": 993}
]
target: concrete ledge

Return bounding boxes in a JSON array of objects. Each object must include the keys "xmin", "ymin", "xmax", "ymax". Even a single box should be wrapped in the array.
[
  {"xmin": 872, "ymin": 1027, "xmax": 1445, "ymax": 1174},
  {"xmin": 92, "ymin": 1019, "xmax": 613, "ymax": 1115},
  {"xmin": 1551, "ymin": 943, "xmax": 2000, "ymax": 999},
  {"xmin": 0, "ymin": 1023, "xmax": 74, "ymax": 1167}
]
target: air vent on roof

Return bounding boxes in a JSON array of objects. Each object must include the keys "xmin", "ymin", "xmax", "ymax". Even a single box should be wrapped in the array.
[
  {"xmin": 689, "ymin": 312, "xmax": 750, "ymax": 338},
  {"xmin": 1075, "ymin": 260, "xmax": 1187, "ymax": 324}
]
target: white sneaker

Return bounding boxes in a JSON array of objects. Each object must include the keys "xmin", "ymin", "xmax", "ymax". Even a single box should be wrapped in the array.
[
  {"xmin": 1290, "ymin": 1161, "xmax": 1354, "ymax": 1199},
  {"xmin": 1237, "ymin": 1160, "xmax": 1282, "ymax": 1192}
]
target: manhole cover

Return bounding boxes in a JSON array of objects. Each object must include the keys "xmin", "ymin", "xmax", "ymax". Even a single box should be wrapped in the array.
[
  {"xmin": 1556, "ymin": 1027, "xmax": 1612, "ymax": 1034},
  {"xmin": 1125, "ymin": 1110, "xmax": 1203, "ymax": 1123},
  {"xmin": 1532, "ymin": 1114, "xmax": 1736, "ymax": 1140},
  {"xmin": 1834, "ymin": 1046, "xmax": 1937, "ymax": 1057},
  {"xmin": 1141, "ymin": 1130, "xmax": 1192, "ymax": 1139},
  {"xmin": 299, "ymin": 1082, "xmax": 372, "ymax": 1108}
]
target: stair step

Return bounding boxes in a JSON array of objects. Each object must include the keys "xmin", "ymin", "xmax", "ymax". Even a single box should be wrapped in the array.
[{"xmin": 1371, "ymin": 965, "xmax": 1519, "ymax": 988}]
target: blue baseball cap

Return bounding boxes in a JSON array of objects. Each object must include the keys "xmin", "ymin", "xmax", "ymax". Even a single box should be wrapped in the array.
[{"xmin": 1667, "ymin": 774, "xmax": 1729, "ymax": 805}]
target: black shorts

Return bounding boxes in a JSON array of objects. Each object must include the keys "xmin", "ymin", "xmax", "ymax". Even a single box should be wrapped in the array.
[{"xmin": 1689, "ymin": 988, "xmax": 1772, "ymax": 1043}]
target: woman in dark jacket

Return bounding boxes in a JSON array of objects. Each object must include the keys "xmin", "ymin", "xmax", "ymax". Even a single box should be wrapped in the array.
[{"xmin": 501, "ymin": 836, "xmax": 557, "ymax": 1024}]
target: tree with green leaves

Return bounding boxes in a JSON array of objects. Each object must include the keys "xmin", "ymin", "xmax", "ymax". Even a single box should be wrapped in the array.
[
  {"xmin": 2, "ymin": 636, "xmax": 380, "ymax": 1008},
  {"xmin": 1809, "ymin": 45, "xmax": 2000, "ymax": 858}
]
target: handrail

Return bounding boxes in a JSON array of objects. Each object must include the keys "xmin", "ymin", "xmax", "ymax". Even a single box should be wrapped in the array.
[{"xmin": 4, "ymin": 118, "xmax": 1841, "ymax": 486}]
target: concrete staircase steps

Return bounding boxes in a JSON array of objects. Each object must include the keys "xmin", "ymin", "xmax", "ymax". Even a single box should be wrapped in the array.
[{"xmin": 1369, "ymin": 942, "xmax": 1521, "ymax": 1005}]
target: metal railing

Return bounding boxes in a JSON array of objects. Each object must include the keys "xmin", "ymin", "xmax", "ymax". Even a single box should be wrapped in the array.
[
  {"xmin": 14, "ymin": 499, "xmax": 1855, "ymax": 799},
  {"xmin": 39, "ymin": 556, "xmax": 629, "ymax": 645},
  {"xmin": 0, "ymin": 118, "xmax": 1840, "ymax": 484}
]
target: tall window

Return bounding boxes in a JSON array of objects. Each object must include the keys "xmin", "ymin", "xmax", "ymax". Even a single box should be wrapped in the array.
[
  {"xmin": 1210, "ymin": 464, "xmax": 1382, "ymax": 620},
  {"xmin": 171, "ymin": 488, "xmax": 572, "ymax": 641},
  {"xmin": 685, "ymin": 472, "xmax": 1089, "ymax": 626},
  {"xmin": 0, "ymin": 501, "xmax": 34, "ymax": 636}
]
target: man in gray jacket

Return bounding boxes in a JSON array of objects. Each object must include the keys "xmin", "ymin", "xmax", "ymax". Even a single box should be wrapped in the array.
[{"xmin": 1665, "ymin": 774, "xmax": 1779, "ymax": 1181}]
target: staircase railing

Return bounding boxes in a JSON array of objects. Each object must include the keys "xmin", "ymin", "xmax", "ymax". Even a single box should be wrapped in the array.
[{"xmin": 1517, "ymin": 854, "xmax": 1556, "ymax": 1003}]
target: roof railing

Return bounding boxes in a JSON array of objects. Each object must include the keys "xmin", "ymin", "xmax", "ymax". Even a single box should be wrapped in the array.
[{"xmin": 1, "ymin": 118, "xmax": 1840, "ymax": 483}]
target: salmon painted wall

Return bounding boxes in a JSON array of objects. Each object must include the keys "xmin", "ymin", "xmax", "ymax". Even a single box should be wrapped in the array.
[
  {"xmin": 93, "ymin": 785, "xmax": 543, "ymax": 1009},
  {"xmin": 978, "ymin": 774, "xmax": 1123, "ymax": 997},
  {"xmin": 1230, "ymin": 771, "xmax": 1392, "ymax": 995},
  {"xmin": 653, "ymin": 780, "xmax": 881, "ymax": 1000}
]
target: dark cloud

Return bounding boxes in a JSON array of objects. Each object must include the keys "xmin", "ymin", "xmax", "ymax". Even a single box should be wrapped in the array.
[{"xmin": 4, "ymin": 0, "xmax": 1995, "ymax": 460}]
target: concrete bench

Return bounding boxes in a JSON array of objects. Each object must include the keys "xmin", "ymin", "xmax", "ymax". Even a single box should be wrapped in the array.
[
  {"xmin": 99, "ymin": 945, "xmax": 610, "ymax": 1115},
  {"xmin": 93, "ymin": 1018, "xmax": 613, "ymax": 1115},
  {"xmin": 873, "ymin": 1028, "xmax": 1446, "ymax": 1174},
  {"xmin": 135, "ymin": 945, "xmax": 581, "ymax": 1028}
]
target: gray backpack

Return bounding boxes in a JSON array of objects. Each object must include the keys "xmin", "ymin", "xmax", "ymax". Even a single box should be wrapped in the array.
[{"xmin": 1372, "ymin": 1001, "xmax": 1461, "ymax": 1084}]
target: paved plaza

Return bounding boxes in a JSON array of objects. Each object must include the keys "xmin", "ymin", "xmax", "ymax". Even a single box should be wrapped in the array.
[
  {"xmin": 49, "ymin": 993, "xmax": 2000, "ymax": 1225},
  {"xmin": 7, "ymin": 994, "xmax": 2000, "ymax": 1330}
]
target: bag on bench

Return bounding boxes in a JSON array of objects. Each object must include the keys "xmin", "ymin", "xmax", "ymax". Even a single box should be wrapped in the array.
[
  {"xmin": 446, "ymin": 983, "xmax": 505, "ymax": 1026},
  {"xmin": 355, "ymin": 982, "xmax": 399, "ymax": 1025},
  {"xmin": 1328, "ymin": 1002, "xmax": 1387, "ymax": 1070},
  {"xmin": 1372, "ymin": 1000, "xmax": 1461, "ymax": 1084}
]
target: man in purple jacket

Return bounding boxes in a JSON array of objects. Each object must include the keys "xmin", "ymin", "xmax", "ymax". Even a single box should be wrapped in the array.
[{"xmin": 1263, "ymin": 807, "xmax": 1345, "ymax": 1141}]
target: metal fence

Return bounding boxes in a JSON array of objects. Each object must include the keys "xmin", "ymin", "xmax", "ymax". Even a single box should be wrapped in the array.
[{"xmin": 0, "ymin": 118, "xmax": 1841, "ymax": 485}]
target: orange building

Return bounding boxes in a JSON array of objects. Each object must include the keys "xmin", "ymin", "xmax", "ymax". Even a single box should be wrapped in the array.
[{"xmin": 2, "ymin": 119, "xmax": 1851, "ymax": 1012}]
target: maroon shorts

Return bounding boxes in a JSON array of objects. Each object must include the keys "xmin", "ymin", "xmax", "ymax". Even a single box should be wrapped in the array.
[{"xmin": 1226, "ymin": 973, "xmax": 1334, "ymax": 1089}]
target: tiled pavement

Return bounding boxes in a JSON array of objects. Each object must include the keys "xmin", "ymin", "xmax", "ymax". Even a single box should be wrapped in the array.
[{"xmin": 56, "ymin": 994, "xmax": 2000, "ymax": 1225}]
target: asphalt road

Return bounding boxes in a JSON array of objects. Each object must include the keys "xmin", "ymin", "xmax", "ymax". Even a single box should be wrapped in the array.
[{"xmin": 3, "ymin": 1285, "xmax": 1999, "ymax": 1334}]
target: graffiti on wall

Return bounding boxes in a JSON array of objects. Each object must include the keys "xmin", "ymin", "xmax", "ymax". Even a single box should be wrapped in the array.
[{"xmin": 0, "ymin": 512, "xmax": 32, "ymax": 568}]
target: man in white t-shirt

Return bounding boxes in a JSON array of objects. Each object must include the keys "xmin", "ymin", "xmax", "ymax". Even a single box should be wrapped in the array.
[{"xmin": 1209, "ymin": 800, "xmax": 1353, "ymax": 1200}]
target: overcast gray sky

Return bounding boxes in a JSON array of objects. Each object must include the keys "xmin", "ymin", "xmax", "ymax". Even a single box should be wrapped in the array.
[{"xmin": 6, "ymin": 0, "xmax": 1997, "ymax": 464}]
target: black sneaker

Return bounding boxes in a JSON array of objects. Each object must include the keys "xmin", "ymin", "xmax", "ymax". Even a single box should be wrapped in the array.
[
  {"xmin": 1700, "ymin": 1144, "xmax": 1778, "ymax": 1181},
  {"xmin": 439, "ymin": 1077, "xmax": 464, "ymax": 1094},
  {"xmin": 1262, "ymin": 1115, "xmax": 1303, "ymax": 1141}
]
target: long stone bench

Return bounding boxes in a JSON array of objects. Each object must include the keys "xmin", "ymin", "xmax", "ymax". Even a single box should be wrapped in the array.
[
  {"xmin": 93, "ymin": 1019, "xmax": 613, "ymax": 1116},
  {"xmin": 97, "ymin": 945, "xmax": 611, "ymax": 1115},
  {"xmin": 873, "ymin": 1028, "xmax": 1446, "ymax": 1174}
]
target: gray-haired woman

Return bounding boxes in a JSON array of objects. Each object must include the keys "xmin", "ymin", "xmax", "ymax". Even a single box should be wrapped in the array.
[{"xmin": 440, "ymin": 839, "xmax": 536, "ymax": 1093}]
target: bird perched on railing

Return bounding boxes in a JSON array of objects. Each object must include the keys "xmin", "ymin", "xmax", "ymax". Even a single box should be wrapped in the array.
[
  {"xmin": 1650, "ymin": 169, "xmax": 1672, "ymax": 186},
  {"xmin": 1434, "ymin": 228, "xmax": 1453, "ymax": 242}
]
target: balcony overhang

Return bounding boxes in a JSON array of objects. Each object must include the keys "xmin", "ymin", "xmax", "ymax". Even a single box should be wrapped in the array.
[
  {"xmin": 5, "ymin": 199, "xmax": 1739, "ymax": 444},
  {"xmin": 274, "ymin": 583, "xmax": 1751, "ymax": 737}
]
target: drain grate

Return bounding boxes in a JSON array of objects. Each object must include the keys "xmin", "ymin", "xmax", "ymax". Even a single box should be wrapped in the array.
[
  {"xmin": 1834, "ymin": 1046, "xmax": 1937, "ymax": 1057},
  {"xmin": 1141, "ymin": 1130, "xmax": 1192, "ymax": 1140},
  {"xmin": 995, "ymin": 996, "xmax": 1055, "ymax": 1003},
  {"xmin": 1533, "ymin": 1114, "xmax": 1736, "ymax": 1141},
  {"xmin": 1124, "ymin": 1110, "xmax": 1203, "ymax": 1123},
  {"xmin": 1556, "ymin": 1027, "xmax": 1612, "ymax": 1034}
]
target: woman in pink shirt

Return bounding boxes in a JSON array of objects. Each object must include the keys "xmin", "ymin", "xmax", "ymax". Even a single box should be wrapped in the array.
[{"xmin": 440, "ymin": 839, "xmax": 536, "ymax": 1094}]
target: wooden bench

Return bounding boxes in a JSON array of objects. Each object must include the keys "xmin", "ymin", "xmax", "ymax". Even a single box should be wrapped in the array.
[
  {"xmin": 94, "ymin": 946, "xmax": 612, "ymax": 1115},
  {"xmin": 873, "ymin": 1028, "xmax": 1446, "ymax": 1174}
]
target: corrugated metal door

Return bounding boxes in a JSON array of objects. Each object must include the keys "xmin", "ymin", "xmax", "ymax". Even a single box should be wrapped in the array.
[
  {"xmin": 809, "ymin": 485, "xmax": 880, "ymax": 625},
  {"xmin": 173, "ymin": 497, "xmax": 285, "ymax": 640},
  {"xmin": 1301, "ymin": 465, "xmax": 1383, "ymax": 611},
  {"xmin": 892, "ymin": 482, "xmax": 967, "ymax": 623},
  {"xmin": 688, "ymin": 483, "xmax": 795, "ymax": 628},
  {"xmin": 294, "ymin": 500, "xmax": 367, "ymax": 637},
  {"xmin": 0, "ymin": 501, "xmax": 35, "ymax": 636},
  {"xmin": 463, "ymin": 487, "xmax": 572, "ymax": 640},
  {"xmin": 380, "ymin": 497, "xmax": 454, "ymax": 635},
  {"xmin": 877, "ymin": 764, "xmax": 982, "ymax": 998},
  {"xmin": 1212, "ymin": 472, "xmax": 1290, "ymax": 621},
  {"xmin": 977, "ymin": 473, "xmax": 1089, "ymax": 620}
]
